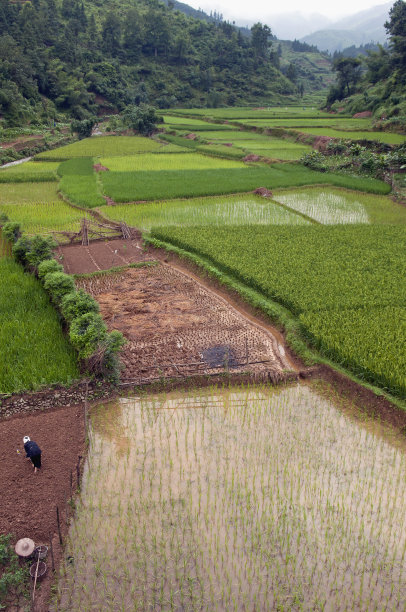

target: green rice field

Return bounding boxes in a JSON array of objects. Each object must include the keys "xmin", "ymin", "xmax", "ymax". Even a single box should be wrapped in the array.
[
  {"xmin": 100, "ymin": 153, "xmax": 246, "ymax": 172},
  {"xmin": 151, "ymin": 225, "xmax": 406, "ymax": 396},
  {"xmin": 99, "ymin": 195, "xmax": 310, "ymax": 229},
  {"xmin": 293, "ymin": 127, "xmax": 405, "ymax": 144},
  {"xmin": 101, "ymin": 165, "xmax": 390, "ymax": 203},
  {"xmin": 54, "ymin": 385, "xmax": 406, "ymax": 610},
  {"xmin": 0, "ymin": 202, "xmax": 92, "ymax": 237},
  {"xmin": 164, "ymin": 107, "xmax": 336, "ymax": 119},
  {"xmin": 0, "ymin": 181, "xmax": 60, "ymax": 204},
  {"xmin": 59, "ymin": 175, "xmax": 105, "ymax": 208},
  {"xmin": 35, "ymin": 136, "xmax": 167, "ymax": 160},
  {"xmin": 272, "ymin": 187, "xmax": 406, "ymax": 225},
  {"xmin": 235, "ymin": 118, "xmax": 374, "ymax": 130},
  {"xmin": 0, "ymin": 161, "xmax": 59, "ymax": 182},
  {"xmin": 0, "ymin": 255, "xmax": 78, "ymax": 393}
]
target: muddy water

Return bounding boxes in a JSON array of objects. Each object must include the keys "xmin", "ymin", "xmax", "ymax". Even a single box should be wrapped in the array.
[{"xmin": 55, "ymin": 384, "xmax": 406, "ymax": 611}]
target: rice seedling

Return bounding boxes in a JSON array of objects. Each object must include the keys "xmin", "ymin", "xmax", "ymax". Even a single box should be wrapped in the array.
[
  {"xmin": 0, "ymin": 181, "xmax": 60, "ymax": 205},
  {"xmin": 54, "ymin": 384, "xmax": 406, "ymax": 610},
  {"xmin": 273, "ymin": 187, "xmax": 406, "ymax": 225},
  {"xmin": 0, "ymin": 201, "xmax": 92, "ymax": 237},
  {"xmin": 0, "ymin": 255, "xmax": 78, "ymax": 393},
  {"xmin": 0, "ymin": 161, "xmax": 60, "ymax": 182},
  {"xmin": 98, "ymin": 194, "xmax": 310, "ymax": 229},
  {"xmin": 100, "ymin": 165, "xmax": 389, "ymax": 203},
  {"xmin": 100, "ymin": 153, "xmax": 246, "ymax": 172},
  {"xmin": 35, "ymin": 136, "xmax": 165, "ymax": 160}
]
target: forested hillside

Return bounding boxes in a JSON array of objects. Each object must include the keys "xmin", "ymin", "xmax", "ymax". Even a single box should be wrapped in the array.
[
  {"xmin": 0, "ymin": 0, "xmax": 332, "ymax": 126},
  {"xmin": 326, "ymin": 0, "xmax": 406, "ymax": 131}
]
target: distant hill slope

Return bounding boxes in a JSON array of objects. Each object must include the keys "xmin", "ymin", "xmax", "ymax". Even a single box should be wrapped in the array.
[
  {"xmin": 300, "ymin": 2, "xmax": 392, "ymax": 52},
  {"xmin": 0, "ymin": 0, "xmax": 334, "ymax": 127}
]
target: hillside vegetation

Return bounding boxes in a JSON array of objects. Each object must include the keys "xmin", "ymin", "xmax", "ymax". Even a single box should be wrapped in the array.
[
  {"xmin": 0, "ymin": 0, "xmax": 332, "ymax": 128},
  {"xmin": 326, "ymin": 0, "xmax": 406, "ymax": 132}
]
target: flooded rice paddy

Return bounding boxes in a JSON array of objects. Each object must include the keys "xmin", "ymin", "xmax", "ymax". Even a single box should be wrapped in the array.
[
  {"xmin": 54, "ymin": 384, "xmax": 406, "ymax": 611},
  {"xmin": 273, "ymin": 189, "xmax": 370, "ymax": 224}
]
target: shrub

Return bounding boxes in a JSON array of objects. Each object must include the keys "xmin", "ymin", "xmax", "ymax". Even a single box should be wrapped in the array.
[
  {"xmin": 43, "ymin": 271, "xmax": 75, "ymax": 305},
  {"xmin": 71, "ymin": 118, "xmax": 97, "ymax": 139},
  {"xmin": 25, "ymin": 235, "xmax": 56, "ymax": 269},
  {"xmin": 38, "ymin": 258, "xmax": 64, "ymax": 280},
  {"xmin": 12, "ymin": 235, "xmax": 32, "ymax": 265},
  {"xmin": 2, "ymin": 222, "xmax": 21, "ymax": 243},
  {"xmin": 123, "ymin": 104, "xmax": 159, "ymax": 136},
  {"xmin": 61, "ymin": 289, "xmax": 100, "ymax": 323},
  {"xmin": 300, "ymin": 151, "xmax": 328, "ymax": 172},
  {"xmin": 86, "ymin": 329, "xmax": 126, "ymax": 382},
  {"xmin": 0, "ymin": 212, "xmax": 9, "ymax": 224},
  {"xmin": 69, "ymin": 311, "xmax": 107, "ymax": 358}
]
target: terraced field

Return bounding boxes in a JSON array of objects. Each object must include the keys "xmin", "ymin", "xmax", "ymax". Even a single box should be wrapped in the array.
[
  {"xmin": 151, "ymin": 224, "xmax": 406, "ymax": 396},
  {"xmin": 98, "ymin": 194, "xmax": 311, "ymax": 229},
  {"xmin": 1, "ymin": 116, "xmax": 404, "ymax": 402}
]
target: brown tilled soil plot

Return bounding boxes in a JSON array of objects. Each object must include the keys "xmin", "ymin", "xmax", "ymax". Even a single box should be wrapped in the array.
[
  {"xmin": 56, "ymin": 237, "xmax": 154, "ymax": 275},
  {"xmin": 0, "ymin": 405, "xmax": 85, "ymax": 611},
  {"xmin": 76, "ymin": 263, "xmax": 292, "ymax": 382}
]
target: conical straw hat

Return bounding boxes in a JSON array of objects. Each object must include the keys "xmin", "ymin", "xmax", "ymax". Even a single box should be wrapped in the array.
[{"xmin": 15, "ymin": 538, "xmax": 35, "ymax": 557}]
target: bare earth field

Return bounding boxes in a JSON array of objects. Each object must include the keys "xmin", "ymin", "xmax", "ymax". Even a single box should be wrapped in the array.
[
  {"xmin": 56, "ymin": 237, "xmax": 154, "ymax": 274},
  {"xmin": 0, "ymin": 405, "xmax": 85, "ymax": 611},
  {"xmin": 76, "ymin": 263, "xmax": 293, "ymax": 382}
]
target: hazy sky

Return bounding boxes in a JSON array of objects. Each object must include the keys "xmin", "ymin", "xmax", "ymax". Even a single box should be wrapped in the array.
[{"xmin": 185, "ymin": 0, "xmax": 390, "ymax": 23}]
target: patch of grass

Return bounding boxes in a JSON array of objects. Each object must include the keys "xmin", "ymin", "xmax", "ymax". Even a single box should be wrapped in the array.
[
  {"xmin": 73, "ymin": 260, "xmax": 158, "ymax": 279},
  {"xmin": 98, "ymin": 194, "xmax": 310, "ymax": 229},
  {"xmin": 0, "ymin": 256, "xmax": 79, "ymax": 393},
  {"xmin": 100, "ymin": 164, "xmax": 390, "ymax": 202},
  {"xmin": 35, "ymin": 136, "xmax": 165, "ymax": 160},
  {"xmin": 0, "ymin": 534, "xmax": 29, "ymax": 608},
  {"xmin": 0, "ymin": 161, "xmax": 59, "ymax": 183},
  {"xmin": 100, "ymin": 152, "xmax": 245, "ymax": 172}
]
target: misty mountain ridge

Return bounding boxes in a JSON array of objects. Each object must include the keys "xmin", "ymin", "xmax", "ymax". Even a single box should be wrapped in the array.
[{"xmin": 299, "ymin": 1, "xmax": 392, "ymax": 52}]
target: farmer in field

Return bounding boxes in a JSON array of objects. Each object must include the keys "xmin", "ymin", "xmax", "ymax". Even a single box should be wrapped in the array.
[{"xmin": 23, "ymin": 436, "xmax": 42, "ymax": 473}]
